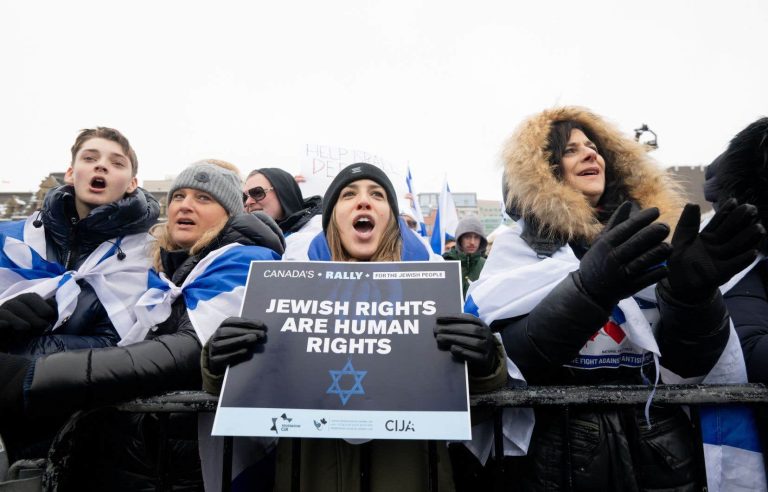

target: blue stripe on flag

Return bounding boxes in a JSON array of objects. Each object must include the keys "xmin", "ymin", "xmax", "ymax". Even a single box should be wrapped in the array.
[
  {"xmin": 700, "ymin": 406, "xmax": 763, "ymax": 453},
  {"xmin": 0, "ymin": 236, "xmax": 65, "ymax": 279},
  {"xmin": 147, "ymin": 270, "xmax": 168, "ymax": 290},
  {"xmin": 96, "ymin": 237, "xmax": 122, "ymax": 265},
  {"xmin": 611, "ymin": 305, "xmax": 626, "ymax": 325},
  {"xmin": 464, "ymin": 295, "xmax": 479, "ymax": 317},
  {"xmin": 185, "ymin": 246, "xmax": 279, "ymax": 309},
  {"xmin": 0, "ymin": 220, "xmax": 25, "ymax": 240},
  {"xmin": 430, "ymin": 207, "xmax": 442, "ymax": 254},
  {"xmin": 634, "ymin": 297, "xmax": 657, "ymax": 310}
]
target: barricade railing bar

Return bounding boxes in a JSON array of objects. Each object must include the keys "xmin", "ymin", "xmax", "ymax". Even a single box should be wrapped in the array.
[{"xmin": 40, "ymin": 384, "xmax": 768, "ymax": 492}]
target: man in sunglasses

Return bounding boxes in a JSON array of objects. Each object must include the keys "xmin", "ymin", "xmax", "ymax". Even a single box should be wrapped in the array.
[{"xmin": 243, "ymin": 168, "xmax": 323, "ymax": 260}]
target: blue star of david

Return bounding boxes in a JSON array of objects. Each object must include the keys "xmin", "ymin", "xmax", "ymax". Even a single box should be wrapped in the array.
[{"xmin": 327, "ymin": 359, "xmax": 367, "ymax": 406}]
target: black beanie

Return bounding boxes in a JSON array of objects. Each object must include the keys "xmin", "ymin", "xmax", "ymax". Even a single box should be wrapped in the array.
[{"xmin": 322, "ymin": 163, "xmax": 399, "ymax": 231}]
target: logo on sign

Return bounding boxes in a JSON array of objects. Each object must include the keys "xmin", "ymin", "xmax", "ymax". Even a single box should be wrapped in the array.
[{"xmin": 385, "ymin": 420, "xmax": 415, "ymax": 432}]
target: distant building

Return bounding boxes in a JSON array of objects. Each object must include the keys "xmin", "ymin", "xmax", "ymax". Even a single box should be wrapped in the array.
[
  {"xmin": 417, "ymin": 192, "xmax": 505, "ymax": 235},
  {"xmin": 667, "ymin": 164, "xmax": 710, "ymax": 213},
  {"xmin": 142, "ymin": 177, "xmax": 174, "ymax": 217},
  {"xmin": 0, "ymin": 174, "xmax": 62, "ymax": 221}
]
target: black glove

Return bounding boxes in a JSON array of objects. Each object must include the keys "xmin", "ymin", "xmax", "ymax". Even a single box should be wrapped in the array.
[
  {"xmin": 206, "ymin": 317, "xmax": 268, "ymax": 377},
  {"xmin": 0, "ymin": 293, "xmax": 58, "ymax": 343},
  {"xmin": 435, "ymin": 314, "xmax": 498, "ymax": 377},
  {"xmin": 577, "ymin": 201, "xmax": 672, "ymax": 310},
  {"xmin": 665, "ymin": 199, "xmax": 764, "ymax": 303}
]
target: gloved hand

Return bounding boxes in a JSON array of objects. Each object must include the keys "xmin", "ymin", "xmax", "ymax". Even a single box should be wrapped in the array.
[
  {"xmin": 665, "ymin": 199, "xmax": 764, "ymax": 303},
  {"xmin": 435, "ymin": 314, "xmax": 499, "ymax": 377},
  {"xmin": 0, "ymin": 293, "xmax": 58, "ymax": 344},
  {"xmin": 205, "ymin": 317, "xmax": 268, "ymax": 377},
  {"xmin": 577, "ymin": 201, "xmax": 672, "ymax": 310}
]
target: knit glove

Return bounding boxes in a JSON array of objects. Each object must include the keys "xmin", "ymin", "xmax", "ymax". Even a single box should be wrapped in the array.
[
  {"xmin": 205, "ymin": 317, "xmax": 268, "ymax": 377},
  {"xmin": 665, "ymin": 199, "xmax": 764, "ymax": 303},
  {"xmin": 435, "ymin": 314, "xmax": 499, "ymax": 377},
  {"xmin": 577, "ymin": 201, "xmax": 672, "ymax": 310},
  {"xmin": 0, "ymin": 293, "xmax": 58, "ymax": 345}
]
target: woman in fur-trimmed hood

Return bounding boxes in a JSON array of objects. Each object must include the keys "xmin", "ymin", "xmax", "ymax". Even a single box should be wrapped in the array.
[
  {"xmin": 461, "ymin": 107, "xmax": 763, "ymax": 491},
  {"xmin": 502, "ymin": 106, "xmax": 684, "ymax": 250}
]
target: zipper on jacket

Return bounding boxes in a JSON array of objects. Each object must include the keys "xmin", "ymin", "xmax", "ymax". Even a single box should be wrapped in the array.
[{"xmin": 64, "ymin": 216, "xmax": 79, "ymax": 270}]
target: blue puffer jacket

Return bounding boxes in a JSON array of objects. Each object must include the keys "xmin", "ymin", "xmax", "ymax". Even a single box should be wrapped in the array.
[{"xmin": 8, "ymin": 185, "xmax": 159, "ymax": 357}]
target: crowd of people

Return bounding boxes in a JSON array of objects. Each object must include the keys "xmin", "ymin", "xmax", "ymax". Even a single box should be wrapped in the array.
[{"xmin": 0, "ymin": 107, "xmax": 766, "ymax": 491}]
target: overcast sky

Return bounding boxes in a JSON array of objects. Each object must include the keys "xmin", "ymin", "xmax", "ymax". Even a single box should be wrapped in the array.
[{"xmin": 1, "ymin": 0, "xmax": 766, "ymax": 201}]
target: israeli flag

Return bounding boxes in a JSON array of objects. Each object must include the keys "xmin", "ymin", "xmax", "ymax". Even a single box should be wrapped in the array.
[
  {"xmin": 120, "ymin": 242, "xmax": 281, "ymax": 346},
  {"xmin": 430, "ymin": 179, "xmax": 459, "ymax": 254},
  {"xmin": 0, "ymin": 215, "xmax": 153, "ymax": 339},
  {"xmin": 405, "ymin": 166, "xmax": 428, "ymax": 237}
]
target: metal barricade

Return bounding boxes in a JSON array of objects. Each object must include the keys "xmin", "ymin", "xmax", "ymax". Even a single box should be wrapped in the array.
[{"xmin": 41, "ymin": 384, "xmax": 768, "ymax": 492}]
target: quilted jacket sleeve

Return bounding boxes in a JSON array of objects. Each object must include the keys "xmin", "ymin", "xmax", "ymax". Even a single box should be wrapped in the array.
[{"xmin": 24, "ymin": 299, "xmax": 202, "ymax": 417}]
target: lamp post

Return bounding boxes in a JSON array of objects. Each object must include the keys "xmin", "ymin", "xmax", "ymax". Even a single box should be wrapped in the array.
[{"xmin": 634, "ymin": 124, "xmax": 658, "ymax": 150}]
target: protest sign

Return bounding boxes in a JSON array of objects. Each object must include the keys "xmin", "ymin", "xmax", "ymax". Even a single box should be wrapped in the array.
[
  {"xmin": 300, "ymin": 144, "xmax": 407, "ymax": 199},
  {"xmin": 212, "ymin": 260, "xmax": 470, "ymax": 440}
]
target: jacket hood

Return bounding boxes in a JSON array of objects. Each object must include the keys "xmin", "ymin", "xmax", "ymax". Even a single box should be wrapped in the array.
[
  {"xmin": 41, "ymin": 185, "xmax": 160, "ymax": 255},
  {"xmin": 454, "ymin": 215, "xmax": 488, "ymax": 253},
  {"xmin": 256, "ymin": 168, "xmax": 323, "ymax": 234},
  {"xmin": 704, "ymin": 117, "xmax": 768, "ymax": 220},
  {"xmin": 502, "ymin": 106, "xmax": 684, "ymax": 243}
]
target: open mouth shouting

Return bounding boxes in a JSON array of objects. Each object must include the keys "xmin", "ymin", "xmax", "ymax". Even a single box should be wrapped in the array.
[
  {"xmin": 352, "ymin": 214, "xmax": 376, "ymax": 239},
  {"xmin": 89, "ymin": 176, "xmax": 107, "ymax": 192}
]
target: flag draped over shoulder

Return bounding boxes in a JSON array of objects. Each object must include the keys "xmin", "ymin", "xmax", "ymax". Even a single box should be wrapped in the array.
[
  {"xmin": 462, "ymin": 222, "xmax": 758, "ymax": 489},
  {"xmin": 405, "ymin": 166, "xmax": 428, "ymax": 237},
  {"xmin": 430, "ymin": 180, "xmax": 458, "ymax": 254},
  {"xmin": 0, "ymin": 215, "xmax": 153, "ymax": 339},
  {"xmin": 120, "ymin": 242, "xmax": 281, "ymax": 346}
]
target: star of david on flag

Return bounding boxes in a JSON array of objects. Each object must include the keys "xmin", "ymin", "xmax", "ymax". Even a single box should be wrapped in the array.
[{"xmin": 327, "ymin": 359, "xmax": 367, "ymax": 405}]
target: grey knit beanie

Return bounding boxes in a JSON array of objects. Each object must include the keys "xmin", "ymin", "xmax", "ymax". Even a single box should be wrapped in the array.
[{"xmin": 168, "ymin": 161, "xmax": 243, "ymax": 217}]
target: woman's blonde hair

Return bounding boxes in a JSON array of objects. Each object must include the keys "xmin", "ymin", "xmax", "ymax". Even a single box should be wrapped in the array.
[
  {"xmin": 326, "ymin": 208, "xmax": 402, "ymax": 262},
  {"xmin": 151, "ymin": 159, "xmax": 241, "ymax": 272}
]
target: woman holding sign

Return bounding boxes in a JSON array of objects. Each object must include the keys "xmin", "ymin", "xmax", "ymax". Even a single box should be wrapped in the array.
[
  {"xmin": 0, "ymin": 160, "xmax": 285, "ymax": 490},
  {"xmin": 465, "ymin": 107, "xmax": 764, "ymax": 490},
  {"xmin": 202, "ymin": 162, "xmax": 506, "ymax": 491}
]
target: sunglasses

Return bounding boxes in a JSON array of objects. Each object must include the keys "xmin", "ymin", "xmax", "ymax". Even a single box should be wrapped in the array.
[{"xmin": 243, "ymin": 186, "xmax": 274, "ymax": 203}]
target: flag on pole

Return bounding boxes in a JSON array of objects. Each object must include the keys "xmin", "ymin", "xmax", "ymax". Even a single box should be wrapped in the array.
[
  {"xmin": 405, "ymin": 166, "xmax": 428, "ymax": 237},
  {"xmin": 430, "ymin": 179, "xmax": 459, "ymax": 254}
]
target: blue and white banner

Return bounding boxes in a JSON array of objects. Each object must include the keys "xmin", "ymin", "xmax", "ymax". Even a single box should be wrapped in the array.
[
  {"xmin": 405, "ymin": 166, "xmax": 428, "ymax": 237},
  {"xmin": 430, "ymin": 179, "xmax": 459, "ymax": 254},
  {"xmin": 212, "ymin": 261, "xmax": 469, "ymax": 441},
  {"xmin": 120, "ymin": 242, "xmax": 281, "ymax": 346},
  {"xmin": 0, "ymin": 215, "xmax": 153, "ymax": 339}
]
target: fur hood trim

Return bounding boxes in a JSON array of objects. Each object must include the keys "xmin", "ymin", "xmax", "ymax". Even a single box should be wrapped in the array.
[{"xmin": 502, "ymin": 106, "xmax": 685, "ymax": 242}]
